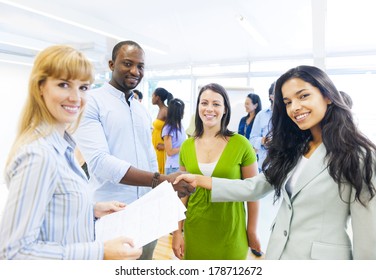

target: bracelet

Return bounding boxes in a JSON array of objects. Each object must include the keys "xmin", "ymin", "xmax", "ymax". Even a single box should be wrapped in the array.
[{"xmin": 151, "ymin": 172, "xmax": 160, "ymax": 189}]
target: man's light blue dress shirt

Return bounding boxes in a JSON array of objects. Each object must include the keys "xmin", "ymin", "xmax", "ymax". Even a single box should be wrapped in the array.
[
  {"xmin": 249, "ymin": 107, "xmax": 272, "ymax": 169},
  {"xmin": 75, "ymin": 83, "xmax": 158, "ymax": 204}
]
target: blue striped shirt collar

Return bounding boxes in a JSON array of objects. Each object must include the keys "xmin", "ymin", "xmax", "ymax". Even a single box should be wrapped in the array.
[{"xmin": 35, "ymin": 126, "xmax": 76, "ymax": 156}]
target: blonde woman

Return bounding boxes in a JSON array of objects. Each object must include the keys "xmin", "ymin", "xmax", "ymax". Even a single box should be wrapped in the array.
[{"xmin": 0, "ymin": 45, "xmax": 141, "ymax": 260}]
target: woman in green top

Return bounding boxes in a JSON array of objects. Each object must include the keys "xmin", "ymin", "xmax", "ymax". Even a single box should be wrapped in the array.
[{"xmin": 172, "ymin": 83, "xmax": 261, "ymax": 260}]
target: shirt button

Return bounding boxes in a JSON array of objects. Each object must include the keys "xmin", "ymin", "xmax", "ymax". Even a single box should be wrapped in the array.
[
  {"xmin": 288, "ymin": 205, "xmax": 292, "ymax": 210},
  {"xmin": 284, "ymin": 230, "xmax": 288, "ymax": 236}
]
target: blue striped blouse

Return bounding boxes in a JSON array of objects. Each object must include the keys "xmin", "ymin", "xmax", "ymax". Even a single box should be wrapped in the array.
[{"xmin": 0, "ymin": 128, "xmax": 104, "ymax": 259}]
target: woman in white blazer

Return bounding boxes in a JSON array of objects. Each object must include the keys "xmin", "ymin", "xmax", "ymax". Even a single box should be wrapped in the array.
[{"xmin": 175, "ymin": 65, "xmax": 376, "ymax": 260}]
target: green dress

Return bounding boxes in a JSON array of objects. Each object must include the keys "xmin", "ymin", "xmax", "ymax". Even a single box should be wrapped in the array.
[{"xmin": 179, "ymin": 134, "xmax": 257, "ymax": 259}]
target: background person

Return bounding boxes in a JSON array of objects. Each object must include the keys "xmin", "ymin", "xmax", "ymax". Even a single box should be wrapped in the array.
[
  {"xmin": 133, "ymin": 89, "xmax": 143, "ymax": 102},
  {"xmin": 249, "ymin": 82, "xmax": 275, "ymax": 170},
  {"xmin": 162, "ymin": 98, "xmax": 186, "ymax": 175},
  {"xmin": 248, "ymin": 82, "xmax": 278, "ymax": 250},
  {"xmin": 185, "ymin": 114, "xmax": 196, "ymax": 138},
  {"xmin": 152, "ymin": 87, "xmax": 174, "ymax": 174},
  {"xmin": 238, "ymin": 93, "xmax": 262, "ymax": 140}
]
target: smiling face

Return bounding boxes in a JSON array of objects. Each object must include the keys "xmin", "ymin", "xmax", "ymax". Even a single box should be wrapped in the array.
[
  {"xmin": 244, "ymin": 97, "xmax": 258, "ymax": 114},
  {"xmin": 198, "ymin": 89, "xmax": 225, "ymax": 130},
  {"xmin": 282, "ymin": 77, "xmax": 331, "ymax": 137},
  {"xmin": 40, "ymin": 77, "xmax": 89, "ymax": 135},
  {"xmin": 109, "ymin": 44, "xmax": 144, "ymax": 96}
]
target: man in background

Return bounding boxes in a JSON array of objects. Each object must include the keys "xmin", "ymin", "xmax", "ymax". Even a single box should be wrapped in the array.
[
  {"xmin": 249, "ymin": 81, "xmax": 279, "ymax": 253},
  {"xmin": 250, "ymin": 82, "xmax": 275, "ymax": 171}
]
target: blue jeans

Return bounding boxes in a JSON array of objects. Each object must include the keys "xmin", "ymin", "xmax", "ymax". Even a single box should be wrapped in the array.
[{"xmin": 165, "ymin": 166, "xmax": 179, "ymax": 175}]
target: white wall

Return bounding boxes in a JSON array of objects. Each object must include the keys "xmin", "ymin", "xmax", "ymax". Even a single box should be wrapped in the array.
[
  {"xmin": 0, "ymin": 62, "xmax": 30, "ymax": 217},
  {"xmin": 0, "ymin": 62, "xmax": 31, "ymax": 183}
]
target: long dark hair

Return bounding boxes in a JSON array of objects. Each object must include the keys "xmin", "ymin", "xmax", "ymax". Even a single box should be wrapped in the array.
[
  {"xmin": 264, "ymin": 65, "xmax": 376, "ymax": 205},
  {"xmin": 244, "ymin": 93, "xmax": 262, "ymax": 118},
  {"xmin": 154, "ymin": 87, "xmax": 173, "ymax": 105},
  {"xmin": 163, "ymin": 98, "xmax": 185, "ymax": 137},
  {"xmin": 194, "ymin": 83, "xmax": 234, "ymax": 138}
]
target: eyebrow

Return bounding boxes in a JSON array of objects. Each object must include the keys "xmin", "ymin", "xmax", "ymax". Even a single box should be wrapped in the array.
[
  {"xmin": 283, "ymin": 89, "xmax": 306, "ymax": 100},
  {"xmin": 122, "ymin": 59, "xmax": 144, "ymax": 65},
  {"xmin": 57, "ymin": 79, "xmax": 90, "ymax": 85},
  {"xmin": 200, "ymin": 98, "xmax": 223, "ymax": 103}
]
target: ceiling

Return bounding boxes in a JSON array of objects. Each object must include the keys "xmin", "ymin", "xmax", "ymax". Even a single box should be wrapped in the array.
[{"xmin": 1, "ymin": 0, "xmax": 375, "ymax": 72}]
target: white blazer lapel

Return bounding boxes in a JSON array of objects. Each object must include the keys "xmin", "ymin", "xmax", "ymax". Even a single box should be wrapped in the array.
[{"xmin": 290, "ymin": 144, "xmax": 328, "ymax": 199}]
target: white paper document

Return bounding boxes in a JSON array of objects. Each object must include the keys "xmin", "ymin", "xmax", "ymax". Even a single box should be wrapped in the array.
[{"xmin": 95, "ymin": 181, "xmax": 187, "ymax": 248}]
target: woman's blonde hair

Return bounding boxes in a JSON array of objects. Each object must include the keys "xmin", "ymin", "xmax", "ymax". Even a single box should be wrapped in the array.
[{"xmin": 6, "ymin": 45, "xmax": 94, "ymax": 167}]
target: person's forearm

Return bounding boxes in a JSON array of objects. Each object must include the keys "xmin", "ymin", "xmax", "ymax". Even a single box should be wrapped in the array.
[
  {"xmin": 119, "ymin": 166, "xmax": 156, "ymax": 187},
  {"xmin": 166, "ymin": 147, "xmax": 180, "ymax": 157},
  {"xmin": 196, "ymin": 175, "xmax": 213, "ymax": 190},
  {"xmin": 175, "ymin": 220, "xmax": 184, "ymax": 233},
  {"xmin": 246, "ymin": 201, "xmax": 259, "ymax": 233},
  {"xmin": 119, "ymin": 166, "xmax": 180, "ymax": 187},
  {"xmin": 173, "ymin": 197, "xmax": 188, "ymax": 234}
]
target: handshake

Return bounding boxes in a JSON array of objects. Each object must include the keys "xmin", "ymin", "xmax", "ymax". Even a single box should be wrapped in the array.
[
  {"xmin": 120, "ymin": 167, "xmax": 197, "ymax": 198},
  {"xmin": 162, "ymin": 171, "xmax": 196, "ymax": 198}
]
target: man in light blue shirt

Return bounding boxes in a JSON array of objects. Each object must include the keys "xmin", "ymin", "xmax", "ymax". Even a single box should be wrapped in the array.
[
  {"xmin": 75, "ymin": 41, "xmax": 194, "ymax": 260},
  {"xmin": 249, "ymin": 82, "xmax": 275, "ymax": 170},
  {"xmin": 249, "ymin": 82, "xmax": 279, "ymax": 252}
]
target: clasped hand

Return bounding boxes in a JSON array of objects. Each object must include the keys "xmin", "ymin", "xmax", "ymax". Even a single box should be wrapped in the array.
[{"xmin": 165, "ymin": 171, "xmax": 196, "ymax": 198}]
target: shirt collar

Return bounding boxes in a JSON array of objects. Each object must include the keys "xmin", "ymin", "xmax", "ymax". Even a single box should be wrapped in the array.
[
  {"xmin": 104, "ymin": 82, "xmax": 136, "ymax": 102},
  {"xmin": 43, "ymin": 128, "xmax": 76, "ymax": 156}
]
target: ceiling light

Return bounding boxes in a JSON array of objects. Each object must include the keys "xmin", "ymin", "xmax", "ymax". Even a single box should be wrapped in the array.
[
  {"xmin": 236, "ymin": 15, "xmax": 268, "ymax": 46},
  {"xmin": 0, "ymin": 0, "xmax": 167, "ymax": 55},
  {"xmin": 0, "ymin": 40, "xmax": 43, "ymax": 52},
  {"xmin": 0, "ymin": 59, "xmax": 33, "ymax": 66}
]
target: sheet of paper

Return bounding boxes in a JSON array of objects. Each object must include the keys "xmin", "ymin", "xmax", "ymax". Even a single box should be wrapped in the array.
[{"xmin": 94, "ymin": 180, "xmax": 187, "ymax": 248}]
